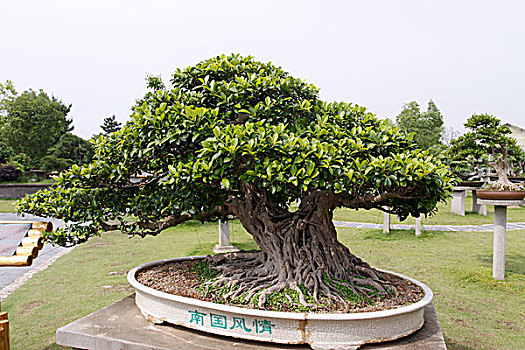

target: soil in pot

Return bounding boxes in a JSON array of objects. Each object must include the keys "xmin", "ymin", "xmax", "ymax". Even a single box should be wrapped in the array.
[{"xmin": 136, "ymin": 257, "xmax": 424, "ymax": 314}]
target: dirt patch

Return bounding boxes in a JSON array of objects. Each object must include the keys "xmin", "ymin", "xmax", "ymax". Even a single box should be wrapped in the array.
[
  {"xmin": 136, "ymin": 258, "xmax": 425, "ymax": 313},
  {"xmin": 18, "ymin": 299, "xmax": 48, "ymax": 316},
  {"xmin": 450, "ymin": 302, "xmax": 482, "ymax": 315},
  {"xmin": 84, "ymin": 242, "xmax": 110, "ymax": 250},
  {"xmin": 495, "ymin": 319, "xmax": 522, "ymax": 332}
]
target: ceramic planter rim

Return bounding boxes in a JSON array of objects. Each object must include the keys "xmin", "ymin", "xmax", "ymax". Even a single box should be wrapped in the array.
[
  {"xmin": 477, "ymin": 189, "xmax": 525, "ymax": 192},
  {"xmin": 127, "ymin": 256, "xmax": 433, "ymax": 321},
  {"xmin": 476, "ymin": 189, "xmax": 525, "ymax": 200}
]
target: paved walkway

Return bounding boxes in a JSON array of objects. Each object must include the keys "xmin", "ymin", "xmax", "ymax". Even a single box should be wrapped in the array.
[
  {"xmin": 333, "ymin": 220, "xmax": 525, "ymax": 232},
  {"xmin": 0, "ymin": 213, "xmax": 71, "ymax": 298}
]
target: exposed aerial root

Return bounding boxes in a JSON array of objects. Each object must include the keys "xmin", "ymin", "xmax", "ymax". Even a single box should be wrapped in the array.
[
  {"xmin": 200, "ymin": 190, "xmax": 400, "ymax": 310},
  {"xmin": 257, "ymin": 282, "xmax": 286, "ymax": 308},
  {"xmin": 202, "ymin": 250, "xmax": 395, "ymax": 310}
]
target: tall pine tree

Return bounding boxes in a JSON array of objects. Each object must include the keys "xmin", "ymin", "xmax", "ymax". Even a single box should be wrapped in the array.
[{"xmin": 101, "ymin": 115, "xmax": 122, "ymax": 134}]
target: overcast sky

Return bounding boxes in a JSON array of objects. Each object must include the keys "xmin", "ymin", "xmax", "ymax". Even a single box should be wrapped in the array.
[{"xmin": 1, "ymin": 0, "xmax": 524, "ymax": 139}]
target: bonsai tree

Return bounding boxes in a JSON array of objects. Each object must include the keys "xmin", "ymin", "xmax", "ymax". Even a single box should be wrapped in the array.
[
  {"xmin": 18, "ymin": 54, "xmax": 453, "ymax": 309},
  {"xmin": 448, "ymin": 114, "xmax": 524, "ymax": 191}
]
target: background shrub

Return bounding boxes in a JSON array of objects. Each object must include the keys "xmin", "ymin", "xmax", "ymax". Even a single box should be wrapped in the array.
[{"xmin": 0, "ymin": 165, "xmax": 19, "ymax": 181}]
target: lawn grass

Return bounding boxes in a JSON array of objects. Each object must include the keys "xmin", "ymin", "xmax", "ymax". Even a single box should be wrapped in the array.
[
  {"xmin": 338, "ymin": 227, "xmax": 525, "ymax": 350},
  {"xmin": 0, "ymin": 199, "xmax": 16, "ymax": 213},
  {"xmin": 333, "ymin": 192, "xmax": 525, "ymax": 224},
  {"xmin": 2, "ymin": 220, "xmax": 524, "ymax": 349},
  {"xmin": 2, "ymin": 221, "xmax": 257, "ymax": 350}
]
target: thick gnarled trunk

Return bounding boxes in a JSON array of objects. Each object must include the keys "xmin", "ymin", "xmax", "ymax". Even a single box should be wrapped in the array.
[
  {"xmin": 208, "ymin": 190, "xmax": 394, "ymax": 309},
  {"xmin": 486, "ymin": 158, "xmax": 521, "ymax": 190},
  {"xmin": 487, "ymin": 146, "xmax": 521, "ymax": 190}
]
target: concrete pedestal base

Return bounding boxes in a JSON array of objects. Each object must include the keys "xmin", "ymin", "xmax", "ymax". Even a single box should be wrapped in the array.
[
  {"xmin": 415, "ymin": 217, "xmax": 423, "ymax": 236},
  {"xmin": 471, "ymin": 191, "xmax": 487, "ymax": 216},
  {"xmin": 452, "ymin": 187, "xmax": 488, "ymax": 216},
  {"xmin": 451, "ymin": 187, "xmax": 467, "ymax": 216},
  {"xmin": 56, "ymin": 295, "xmax": 447, "ymax": 350},
  {"xmin": 383, "ymin": 212, "xmax": 390, "ymax": 233},
  {"xmin": 213, "ymin": 220, "xmax": 239, "ymax": 254},
  {"xmin": 213, "ymin": 244, "xmax": 239, "ymax": 253},
  {"xmin": 477, "ymin": 199, "xmax": 525, "ymax": 280}
]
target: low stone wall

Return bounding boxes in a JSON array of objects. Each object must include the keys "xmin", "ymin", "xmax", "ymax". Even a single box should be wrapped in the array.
[{"xmin": 0, "ymin": 183, "xmax": 55, "ymax": 199}]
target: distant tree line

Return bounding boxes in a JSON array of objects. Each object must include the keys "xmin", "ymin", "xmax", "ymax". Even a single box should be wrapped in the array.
[
  {"xmin": 0, "ymin": 80, "xmax": 121, "ymax": 181},
  {"xmin": 394, "ymin": 100, "xmax": 525, "ymax": 178},
  {"xmin": 396, "ymin": 100, "xmax": 445, "ymax": 155},
  {"xmin": 1, "ymin": 78, "xmax": 522, "ymax": 182}
]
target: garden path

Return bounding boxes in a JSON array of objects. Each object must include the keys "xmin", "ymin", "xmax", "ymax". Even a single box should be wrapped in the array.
[
  {"xmin": 333, "ymin": 220, "xmax": 525, "ymax": 231},
  {"xmin": 0, "ymin": 213, "xmax": 70, "ymax": 298}
]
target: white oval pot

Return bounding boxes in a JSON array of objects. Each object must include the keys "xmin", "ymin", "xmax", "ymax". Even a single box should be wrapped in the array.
[{"xmin": 128, "ymin": 256, "xmax": 433, "ymax": 350}]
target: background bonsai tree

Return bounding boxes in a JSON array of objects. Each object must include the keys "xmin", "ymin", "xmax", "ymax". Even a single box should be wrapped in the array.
[
  {"xmin": 18, "ymin": 54, "xmax": 453, "ymax": 309},
  {"xmin": 448, "ymin": 114, "xmax": 524, "ymax": 191}
]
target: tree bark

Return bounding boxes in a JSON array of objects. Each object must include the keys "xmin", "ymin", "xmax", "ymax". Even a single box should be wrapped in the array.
[
  {"xmin": 486, "ymin": 145, "xmax": 521, "ymax": 189},
  {"xmin": 208, "ymin": 189, "xmax": 394, "ymax": 309},
  {"xmin": 487, "ymin": 158, "xmax": 519, "ymax": 189}
]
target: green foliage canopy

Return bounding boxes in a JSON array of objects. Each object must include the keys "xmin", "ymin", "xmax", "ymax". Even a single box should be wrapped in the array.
[
  {"xmin": 0, "ymin": 89, "xmax": 73, "ymax": 162},
  {"xmin": 448, "ymin": 114, "xmax": 523, "ymax": 185},
  {"xmin": 101, "ymin": 114, "xmax": 122, "ymax": 135},
  {"xmin": 0, "ymin": 141, "xmax": 14, "ymax": 164},
  {"xmin": 40, "ymin": 133, "xmax": 94, "ymax": 172},
  {"xmin": 0, "ymin": 80, "xmax": 16, "ymax": 116},
  {"xmin": 396, "ymin": 100, "xmax": 444, "ymax": 154},
  {"xmin": 19, "ymin": 54, "xmax": 453, "ymax": 246}
]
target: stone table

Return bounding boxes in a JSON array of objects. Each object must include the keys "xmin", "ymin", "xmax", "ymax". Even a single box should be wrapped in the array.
[
  {"xmin": 451, "ymin": 187, "xmax": 487, "ymax": 216},
  {"xmin": 56, "ymin": 295, "xmax": 447, "ymax": 350},
  {"xmin": 477, "ymin": 199, "xmax": 525, "ymax": 280},
  {"xmin": 471, "ymin": 189, "xmax": 487, "ymax": 216}
]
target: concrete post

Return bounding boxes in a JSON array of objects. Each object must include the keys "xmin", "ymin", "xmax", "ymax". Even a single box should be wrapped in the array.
[
  {"xmin": 477, "ymin": 198, "xmax": 523, "ymax": 280},
  {"xmin": 471, "ymin": 190, "xmax": 487, "ymax": 216},
  {"xmin": 219, "ymin": 220, "xmax": 230, "ymax": 246},
  {"xmin": 213, "ymin": 220, "xmax": 239, "ymax": 253},
  {"xmin": 383, "ymin": 212, "xmax": 390, "ymax": 233},
  {"xmin": 415, "ymin": 217, "xmax": 423, "ymax": 236},
  {"xmin": 493, "ymin": 205, "xmax": 507, "ymax": 280},
  {"xmin": 451, "ymin": 188, "xmax": 466, "ymax": 216}
]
